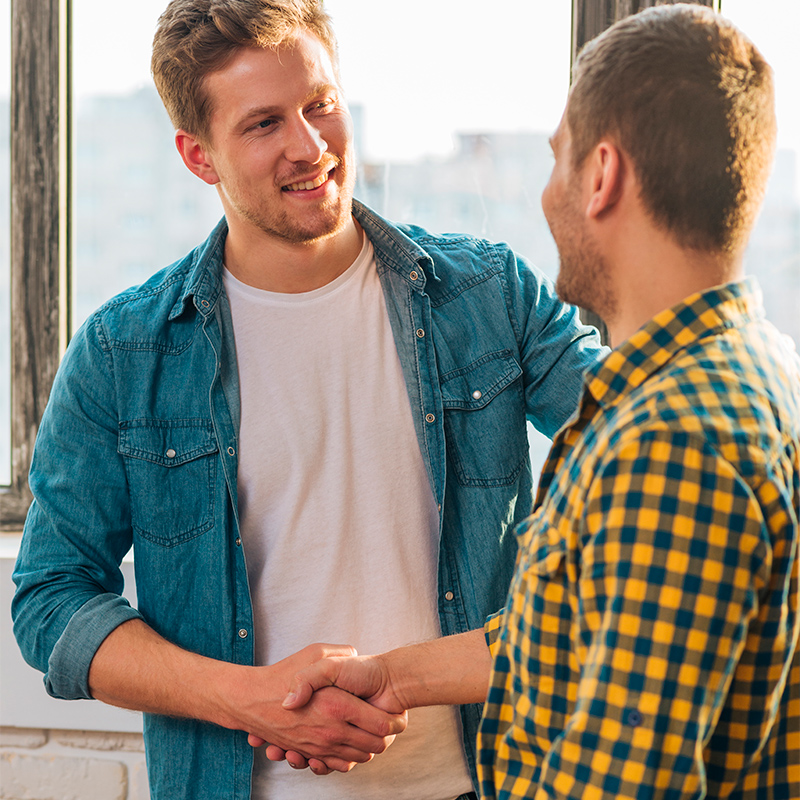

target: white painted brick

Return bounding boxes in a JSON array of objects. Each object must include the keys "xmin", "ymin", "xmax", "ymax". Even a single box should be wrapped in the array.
[
  {"xmin": 53, "ymin": 731, "xmax": 145, "ymax": 753},
  {"xmin": 0, "ymin": 728, "xmax": 47, "ymax": 749},
  {"xmin": 129, "ymin": 760, "xmax": 151, "ymax": 800},
  {"xmin": 0, "ymin": 752, "xmax": 127, "ymax": 800}
]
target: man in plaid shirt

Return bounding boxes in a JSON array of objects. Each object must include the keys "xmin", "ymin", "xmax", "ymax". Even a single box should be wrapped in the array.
[{"xmin": 277, "ymin": 6, "xmax": 800, "ymax": 798}]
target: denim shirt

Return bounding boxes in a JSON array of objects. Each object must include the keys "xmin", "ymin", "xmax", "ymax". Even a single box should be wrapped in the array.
[{"xmin": 12, "ymin": 200, "xmax": 604, "ymax": 799}]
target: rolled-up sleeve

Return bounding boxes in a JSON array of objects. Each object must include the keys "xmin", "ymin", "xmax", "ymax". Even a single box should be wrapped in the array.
[{"xmin": 12, "ymin": 313, "xmax": 143, "ymax": 700}]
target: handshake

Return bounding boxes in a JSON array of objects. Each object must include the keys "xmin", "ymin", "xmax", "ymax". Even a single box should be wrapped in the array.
[{"xmin": 244, "ymin": 629, "xmax": 490, "ymax": 775}]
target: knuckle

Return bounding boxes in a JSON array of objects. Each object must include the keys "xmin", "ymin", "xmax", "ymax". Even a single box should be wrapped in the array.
[
  {"xmin": 371, "ymin": 738, "xmax": 388, "ymax": 754},
  {"xmin": 318, "ymin": 727, "xmax": 338, "ymax": 747}
]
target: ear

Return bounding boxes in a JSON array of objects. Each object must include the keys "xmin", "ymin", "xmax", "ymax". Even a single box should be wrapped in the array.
[
  {"xmin": 584, "ymin": 140, "xmax": 624, "ymax": 220},
  {"xmin": 175, "ymin": 130, "xmax": 220, "ymax": 186}
]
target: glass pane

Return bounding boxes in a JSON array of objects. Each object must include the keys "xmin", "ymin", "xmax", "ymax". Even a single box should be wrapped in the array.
[
  {"xmin": 72, "ymin": 0, "xmax": 223, "ymax": 332},
  {"xmin": 1, "ymin": 0, "xmax": 11, "ymax": 486},
  {"xmin": 329, "ymin": 0, "xmax": 570, "ymax": 285},
  {"xmin": 722, "ymin": 0, "xmax": 800, "ymax": 349}
]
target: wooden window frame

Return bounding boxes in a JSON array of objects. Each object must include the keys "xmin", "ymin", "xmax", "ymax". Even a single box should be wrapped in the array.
[{"xmin": 1, "ymin": 0, "xmax": 70, "ymax": 529}]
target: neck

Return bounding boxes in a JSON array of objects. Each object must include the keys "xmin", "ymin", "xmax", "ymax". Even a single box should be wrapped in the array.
[
  {"xmin": 604, "ymin": 222, "xmax": 744, "ymax": 348},
  {"xmin": 223, "ymin": 214, "xmax": 363, "ymax": 293}
]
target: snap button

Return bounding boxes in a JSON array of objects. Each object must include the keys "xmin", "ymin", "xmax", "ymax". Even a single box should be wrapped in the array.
[
  {"xmin": 415, "ymin": 328, "xmax": 425, "ymax": 338},
  {"xmin": 165, "ymin": 448, "xmax": 176, "ymax": 459},
  {"xmin": 227, "ymin": 447, "xmax": 236, "ymax": 456},
  {"xmin": 409, "ymin": 270, "xmax": 419, "ymax": 281},
  {"xmin": 238, "ymin": 629, "xmax": 248, "ymax": 639},
  {"xmin": 472, "ymin": 390, "xmax": 482, "ymax": 400},
  {"xmin": 445, "ymin": 591, "xmax": 454, "ymax": 601},
  {"xmin": 235, "ymin": 538, "xmax": 242, "ymax": 546},
  {"xmin": 425, "ymin": 413, "xmax": 435, "ymax": 423}
]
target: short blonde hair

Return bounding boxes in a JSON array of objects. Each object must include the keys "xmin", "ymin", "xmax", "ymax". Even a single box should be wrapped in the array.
[{"xmin": 152, "ymin": 0, "xmax": 338, "ymax": 143}]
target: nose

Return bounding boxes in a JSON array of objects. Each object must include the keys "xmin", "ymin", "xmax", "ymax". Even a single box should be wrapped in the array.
[{"xmin": 285, "ymin": 114, "xmax": 326, "ymax": 164}]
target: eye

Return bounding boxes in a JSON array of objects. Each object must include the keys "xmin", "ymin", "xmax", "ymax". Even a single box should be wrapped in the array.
[
  {"xmin": 257, "ymin": 119, "xmax": 275, "ymax": 130},
  {"xmin": 311, "ymin": 98, "xmax": 335, "ymax": 113}
]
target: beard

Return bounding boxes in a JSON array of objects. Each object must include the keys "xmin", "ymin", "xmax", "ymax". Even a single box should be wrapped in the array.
[
  {"xmin": 549, "ymin": 183, "xmax": 617, "ymax": 324},
  {"xmin": 224, "ymin": 153, "xmax": 356, "ymax": 247}
]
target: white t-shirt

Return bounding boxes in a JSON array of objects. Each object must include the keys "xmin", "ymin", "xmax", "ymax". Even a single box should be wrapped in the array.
[{"xmin": 223, "ymin": 234, "xmax": 473, "ymax": 800}]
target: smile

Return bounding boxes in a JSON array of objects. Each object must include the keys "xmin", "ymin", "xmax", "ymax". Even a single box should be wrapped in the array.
[{"xmin": 282, "ymin": 170, "xmax": 333, "ymax": 192}]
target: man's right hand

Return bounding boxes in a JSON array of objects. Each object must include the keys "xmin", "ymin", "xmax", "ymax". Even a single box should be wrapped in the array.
[
  {"xmin": 87, "ymin": 620, "xmax": 406, "ymax": 773},
  {"xmin": 235, "ymin": 644, "xmax": 407, "ymax": 771},
  {"xmin": 282, "ymin": 652, "xmax": 405, "ymax": 714},
  {"xmin": 268, "ymin": 629, "xmax": 493, "ymax": 773}
]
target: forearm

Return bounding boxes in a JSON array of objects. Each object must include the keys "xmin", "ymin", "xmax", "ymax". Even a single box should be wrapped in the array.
[
  {"xmin": 88, "ymin": 618, "xmax": 243, "ymax": 729},
  {"xmin": 379, "ymin": 629, "xmax": 492, "ymax": 709},
  {"xmin": 284, "ymin": 628, "xmax": 493, "ymax": 713},
  {"xmin": 89, "ymin": 619, "xmax": 405, "ymax": 768}
]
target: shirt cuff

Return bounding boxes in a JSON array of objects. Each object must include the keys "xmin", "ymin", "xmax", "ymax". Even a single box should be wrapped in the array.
[
  {"xmin": 45, "ymin": 593, "xmax": 144, "ymax": 700},
  {"xmin": 484, "ymin": 608, "xmax": 505, "ymax": 659}
]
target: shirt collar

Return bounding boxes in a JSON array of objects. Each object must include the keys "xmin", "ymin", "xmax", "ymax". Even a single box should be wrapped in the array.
[
  {"xmin": 169, "ymin": 216, "xmax": 229, "ymax": 321},
  {"xmin": 584, "ymin": 277, "xmax": 764, "ymax": 408},
  {"xmin": 168, "ymin": 200, "xmax": 439, "ymax": 323}
]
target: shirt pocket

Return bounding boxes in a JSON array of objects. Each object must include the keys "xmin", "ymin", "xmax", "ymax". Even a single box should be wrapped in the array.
[
  {"xmin": 441, "ymin": 351, "xmax": 527, "ymax": 486},
  {"xmin": 118, "ymin": 419, "xmax": 218, "ymax": 547}
]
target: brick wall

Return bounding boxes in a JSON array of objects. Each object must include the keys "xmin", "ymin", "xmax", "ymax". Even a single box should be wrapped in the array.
[{"xmin": 0, "ymin": 727, "xmax": 149, "ymax": 800}]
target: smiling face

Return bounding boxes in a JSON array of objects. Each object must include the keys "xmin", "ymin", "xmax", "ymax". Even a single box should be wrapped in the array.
[{"xmin": 196, "ymin": 29, "xmax": 356, "ymax": 247}]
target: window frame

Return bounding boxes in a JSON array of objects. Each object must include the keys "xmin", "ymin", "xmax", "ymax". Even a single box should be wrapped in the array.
[
  {"xmin": 0, "ymin": 0, "xmax": 720, "ymax": 529},
  {"xmin": 1, "ymin": 0, "xmax": 70, "ymax": 529}
]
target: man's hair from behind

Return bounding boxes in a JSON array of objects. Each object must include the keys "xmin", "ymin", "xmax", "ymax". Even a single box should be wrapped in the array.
[
  {"xmin": 151, "ymin": 0, "xmax": 338, "ymax": 145},
  {"xmin": 568, "ymin": 3, "xmax": 775, "ymax": 255}
]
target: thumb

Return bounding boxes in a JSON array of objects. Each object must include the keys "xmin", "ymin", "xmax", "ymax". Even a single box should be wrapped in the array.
[{"xmin": 282, "ymin": 660, "xmax": 341, "ymax": 709}]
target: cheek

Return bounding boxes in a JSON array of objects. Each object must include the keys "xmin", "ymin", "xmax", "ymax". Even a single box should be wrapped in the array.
[{"xmin": 541, "ymin": 174, "xmax": 557, "ymax": 225}]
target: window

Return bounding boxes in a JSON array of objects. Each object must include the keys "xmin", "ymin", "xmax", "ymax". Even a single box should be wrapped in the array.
[
  {"xmin": 3, "ymin": 0, "xmax": 793, "ymax": 529},
  {"xmin": 1, "ymin": 1, "xmax": 68, "ymax": 528}
]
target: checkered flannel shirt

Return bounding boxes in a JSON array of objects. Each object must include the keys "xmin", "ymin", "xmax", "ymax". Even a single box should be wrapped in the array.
[{"xmin": 477, "ymin": 278, "xmax": 800, "ymax": 800}]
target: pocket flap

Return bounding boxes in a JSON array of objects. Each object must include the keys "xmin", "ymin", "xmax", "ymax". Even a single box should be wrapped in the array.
[
  {"xmin": 440, "ymin": 352, "xmax": 522, "ymax": 410},
  {"xmin": 118, "ymin": 419, "xmax": 218, "ymax": 467}
]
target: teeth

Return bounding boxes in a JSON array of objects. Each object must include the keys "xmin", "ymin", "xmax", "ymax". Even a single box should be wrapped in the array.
[{"xmin": 285, "ymin": 173, "xmax": 328, "ymax": 192}]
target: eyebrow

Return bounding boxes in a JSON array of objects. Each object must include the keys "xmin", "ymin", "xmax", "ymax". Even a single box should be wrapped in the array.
[{"xmin": 236, "ymin": 83, "xmax": 339, "ymax": 129}]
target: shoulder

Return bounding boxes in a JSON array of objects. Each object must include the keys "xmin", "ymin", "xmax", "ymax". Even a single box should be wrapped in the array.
[
  {"xmin": 399, "ymin": 222, "xmax": 529, "ymax": 279},
  {"xmin": 86, "ymin": 255, "xmax": 198, "ymax": 350},
  {"xmin": 608, "ymin": 328, "xmax": 799, "ymax": 483}
]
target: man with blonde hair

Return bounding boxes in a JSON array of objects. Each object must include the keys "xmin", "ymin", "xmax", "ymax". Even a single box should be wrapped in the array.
[
  {"xmin": 281, "ymin": 6, "xmax": 800, "ymax": 798},
  {"xmin": 11, "ymin": 1, "xmax": 604, "ymax": 798}
]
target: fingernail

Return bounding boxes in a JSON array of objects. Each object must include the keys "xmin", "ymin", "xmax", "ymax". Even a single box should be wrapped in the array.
[{"xmin": 282, "ymin": 693, "xmax": 297, "ymax": 707}]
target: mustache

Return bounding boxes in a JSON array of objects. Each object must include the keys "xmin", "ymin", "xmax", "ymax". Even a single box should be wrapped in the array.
[{"xmin": 277, "ymin": 155, "xmax": 342, "ymax": 187}]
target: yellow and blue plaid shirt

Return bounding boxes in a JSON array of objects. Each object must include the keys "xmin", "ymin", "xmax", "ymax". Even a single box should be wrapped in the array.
[{"xmin": 477, "ymin": 279, "xmax": 800, "ymax": 800}]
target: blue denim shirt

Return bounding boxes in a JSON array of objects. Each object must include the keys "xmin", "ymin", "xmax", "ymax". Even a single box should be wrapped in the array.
[{"xmin": 13, "ymin": 200, "xmax": 604, "ymax": 799}]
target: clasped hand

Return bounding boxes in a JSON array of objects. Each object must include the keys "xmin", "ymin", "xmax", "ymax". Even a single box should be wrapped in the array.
[{"xmin": 250, "ymin": 649, "xmax": 405, "ymax": 775}]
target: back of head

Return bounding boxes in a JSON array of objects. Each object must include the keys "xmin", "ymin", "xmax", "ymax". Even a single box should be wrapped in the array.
[
  {"xmin": 568, "ymin": 3, "xmax": 775, "ymax": 254},
  {"xmin": 152, "ymin": 0, "xmax": 338, "ymax": 144}
]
